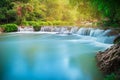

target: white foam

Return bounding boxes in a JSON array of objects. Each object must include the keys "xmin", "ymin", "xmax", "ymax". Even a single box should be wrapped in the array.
[{"xmin": 15, "ymin": 32, "xmax": 58, "ymax": 34}]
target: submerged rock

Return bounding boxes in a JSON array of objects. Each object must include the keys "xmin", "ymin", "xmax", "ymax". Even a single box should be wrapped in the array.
[{"xmin": 96, "ymin": 43, "xmax": 120, "ymax": 75}]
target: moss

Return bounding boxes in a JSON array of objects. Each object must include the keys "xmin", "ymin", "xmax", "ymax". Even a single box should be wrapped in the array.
[{"xmin": 104, "ymin": 73, "xmax": 117, "ymax": 80}]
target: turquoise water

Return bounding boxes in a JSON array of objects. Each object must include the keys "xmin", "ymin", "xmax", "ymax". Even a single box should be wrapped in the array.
[{"xmin": 0, "ymin": 33, "xmax": 111, "ymax": 80}]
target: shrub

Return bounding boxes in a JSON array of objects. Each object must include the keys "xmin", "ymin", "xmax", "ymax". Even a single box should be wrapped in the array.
[
  {"xmin": 39, "ymin": 21, "xmax": 43, "ymax": 25},
  {"xmin": 21, "ymin": 21, "xmax": 40, "ymax": 27},
  {"xmin": 33, "ymin": 25, "xmax": 41, "ymax": 31},
  {"xmin": 2, "ymin": 24, "xmax": 18, "ymax": 32},
  {"xmin": 110, "ymin": 23, "xmax": 120, "ymax": 28},
  {"xmin": 22, "ymin": 21, "xmax": 49, "ymax": 26},
  {"xmin": 97, "ymin": 20, "xmax": 120, "ymax": 28},
  {"xmin": 51, "ymin": 21, "xmax": 73, "ymax": 26},
  {"xmin": 41, "ymin": 22, "xmax": 48, "ymax": 26},
  {"xmin": 27, "ymin": 21, "xmax": 39, "ymax": 26},
  {"xmin": 22, "ymin": 21, "xmax": 29, "ymax": 26},
  {"xmin": 21, "ymin": 20, "xmax": 74, "ymax": 27},
  {"xmin": 104, "ymin": 73, "xmax": 116, "ymax": 80},
  {"xmin": 52, "ymin": 21, "xmax": 61, "ymax": 25},
  {"xmin": 46, "ymin": 21, "xmax": 53, "ymax": 25}
]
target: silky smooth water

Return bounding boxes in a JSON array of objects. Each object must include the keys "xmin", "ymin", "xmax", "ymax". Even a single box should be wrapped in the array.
[{"xmin": 0, "ymin": 33, "xmax": 112, "ymax": 80}]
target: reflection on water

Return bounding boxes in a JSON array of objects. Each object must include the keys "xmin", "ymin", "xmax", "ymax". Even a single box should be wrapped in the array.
[{"xmin": 0, "ymin": 33, "xmax": 111, "ymax": 80}]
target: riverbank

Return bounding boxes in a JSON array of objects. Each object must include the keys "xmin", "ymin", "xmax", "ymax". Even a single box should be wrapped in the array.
[{"xmin": 96, "ymin": 42, "xmax": 120, "ymax": 79}]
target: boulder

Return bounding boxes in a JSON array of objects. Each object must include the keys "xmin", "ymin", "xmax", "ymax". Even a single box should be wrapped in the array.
[{"xmin": 96, "ymin": 43, "xmax": 120, "ymax": 75}]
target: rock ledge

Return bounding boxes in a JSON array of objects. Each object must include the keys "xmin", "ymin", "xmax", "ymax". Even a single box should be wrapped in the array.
[{"xmin": 96, "ymin": 43, "xmax": 120, "ymax": 75}]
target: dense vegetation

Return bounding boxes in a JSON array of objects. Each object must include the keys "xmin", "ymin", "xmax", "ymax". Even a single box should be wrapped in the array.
[
  {"xmin": 0, "ymin": 0, "xmax": 78, "ymax": 26},
  {"xmin": 0, "ymin": 24, "xmax": 17, "ymax": 32},
  {"xmin": 0, "ymin": 0, "xmax": 120, "ymax": 27}
]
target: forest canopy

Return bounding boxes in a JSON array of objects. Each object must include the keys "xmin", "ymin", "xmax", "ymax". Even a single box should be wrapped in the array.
[{"xmin": 0, "ymin": 0, "xmax": 120, "ymax": 27}]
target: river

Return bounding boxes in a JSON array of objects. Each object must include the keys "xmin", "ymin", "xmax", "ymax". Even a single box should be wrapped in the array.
[{"xmin": 0, "ymin": 32, "xmax": 113, "ymax": 80}]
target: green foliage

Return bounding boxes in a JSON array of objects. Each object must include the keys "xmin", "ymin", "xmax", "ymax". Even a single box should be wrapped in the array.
[
  {"xmin": 6, "ymin": 10, "xmax": 17, "ymax": 23},
  {"xmin": 27, "ymin": 21, "xmax": 39, "ymax": 26},
  {"xmin": 0, "ymin": 0, "xmax": 16, "ymax": 24},
  {"xmin": 21, "ymin": 21, "xmax": 73, "ymax": 26},
  {"xmin": 38, "ymin": 21, "xmax": 47, "ymax": 26},
  {"xmin": 46, "ymin": 21, "xmax": 53, "ymax": 25},
  {"xmin": 1, "ymin": 24, "xmax": 18, "ymax": 32},
  {"xmin": 104, "ymin": 73, "xmax": 116, "ymax": 80},
  {"xmin": 18, "ymin": 21, "xmax": 42, "ymax": 31},
  {"xmin": 52, "ymin": 21, "xmax": 63, "ymax": 25},
  {"xmin": 0, "ymin": 0, "xmax": 119, "ymax": 28},
  {"xmin": 69, "ymin": 0, "xmax": 101, "ymax": 22},
  {"xmin": 33, "ymin": 25, "xmax": 41, "ymax": 31},
  {"xmin": 51, "ymin": 21, "xmax": 73, "ymax": 26},
  {"xmin": 0, "ymin": 0, "xmax": 78, "ymax": 25},
  {"xmin": 96, "ymin": 20, "xmax": 120, "ymax": 28},
  {"xmin": 70, "ymin": 0, "xmax": 120, "ymax": 27},
  {"xmin": 92, "ymin": 0, "xmax": 120, "ymax": 24},
  {"xmin": 21, "ymin": 21, "xmax": 29, "ymax": 26}
]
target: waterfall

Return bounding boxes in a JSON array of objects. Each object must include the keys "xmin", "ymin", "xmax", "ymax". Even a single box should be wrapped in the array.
[
  {"xmin": 90, "ymin": 29, "xmax": 104, "ymax": 37},
  {"xmin": 70, "ymin": 27, "xmax": 78, "ymax": 33},
  {"xmin": 18, "ymin": 26, "xmax": 34, "ymax": 32},
  {"xmin": 17, "ymin": 26, "xmax": 116, "ymax": 44},
  {"xmin": 41, "ymin": 26, "xmax": 53, "ymax": 32},
  {"xmin": 53, "ymin": 27, "xmax": 61, "ymax": 32},
  {"xmin": 77, "ymin": 28, "xmax": 107, "ymax": 37},
  {"xmin": 77, "ymin": 28, "xmax": 116, "ymax": 44},
  {"xmin": 77, "ymin": 28, "xmax": 113, "ymax": 37},
  {"xmin": 77, "ymin": 28, "xmax": 92, "ymax": 36},
  {"xmin": 59, "ymin": 27, "xmax": 69, "ymax": 34},
  {"xmin": 40, "ymin": 26, "xmax": 70, "ymax": 34},
  {"xmin": 96, "ymin": 36, "xmax": 115, "ymax": 44}
]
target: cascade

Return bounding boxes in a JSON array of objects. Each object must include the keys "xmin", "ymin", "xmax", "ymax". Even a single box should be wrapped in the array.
[
  {"xmin": 59, "ymin": 27, "xmax": 69, "ymax": 34},
  {"xmin": 90, "ymin": 29, "xmax": 104, "ymax": 37},
  {"xmin": 40, "ymin": 26, "xmax": 70, "ymax": 34},
  {"xmin": 18, "ymin": 26, "xmax": 34, "ymax": 32},
  {"xmin": 77, "ymin": 28, "xmax": 91, "ymax": 35},
  {"xmin": 40, "ymin": 26, "xmax": 53, "ymax": 32},
  {"xmin": 70, "ymin": 27, "xmax": 78, "ymax": 33},
  {"xmin": 17, "ymin": 26, "xmax": 116, "ymax": 44},
  {"xmin": 77, "ymin": 28, "xmax": 113, "ymax": 37},
  {"xmin": 77, "ymin": 28, "xmax": 116, "ymax": 44}
]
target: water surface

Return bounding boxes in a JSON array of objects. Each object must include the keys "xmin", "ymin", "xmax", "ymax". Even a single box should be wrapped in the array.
[{"xmin": 0, "ymin": 33, "xmax": 111, "ymax": 80}]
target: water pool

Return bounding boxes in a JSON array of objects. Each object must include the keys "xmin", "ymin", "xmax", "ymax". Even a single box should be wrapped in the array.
[{"xmin": 0, "ymin": 33, "xmax": 112, "ymax": 80}]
